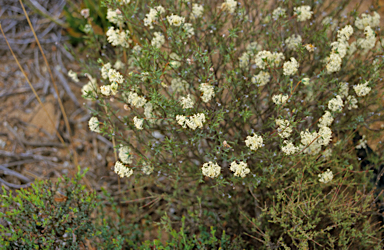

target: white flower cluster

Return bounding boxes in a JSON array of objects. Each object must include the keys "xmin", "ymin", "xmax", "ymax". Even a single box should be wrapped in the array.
[
  {"xmin": 142, "ymin": 162, "xmax": 154, "ymax": 175},
  {"xmin": 151, "ymin": 32, "xmax": 165, "ymax": 48},
  {"xmin": 169, "ymin": 53, "xmax": 181, "ymax": 68},
  {"xmin": 144, "ymin": 102, "xmax": 154, "ymax": 120},
  {"xmin": 81, "ymin": 75, "xmax": 98, "ymax": 100},
  {"xmin": 251, "ymin": 71, "xmax": 271, "ymax": 86},
  {"xmin": 285, "ymin": 34, "xmax": 302, "ymax": 50},
  {"xmin": 328, "ymin": 95, "xmax": 344, "ymax": 112},
  {"xmin": 68, "ymin": 70, "xmax": 79, "ymax": 82},
  {"xmin": 199, "ymin": 83, "xmax": 215, "ymax": 102},
  {"xmin": 276, "ymin": 119, "xmax": 292, "ymax": 138},
  {"xmin": 133, "ymin": 116, "xmax": 144, "ymax": 130},
  {"xmin": 305, "ymin": 44, "xmax": 315, "ymax": 52},
  {"xmin": 356, "ymin": 135, "xmax": 367, "ymax": 149},
  {"xmin": 283, "ymin": 57, "xmax": 299, "ymax": 76},
  {"xmin": 255, "ymin": 50, "xmax": 285, "ymax": 69},
  {"xmin": 272, "ymin": 94, "xmax": 288, "ymax": 105},
  {"xmin": 183, "ymin": 23, "xmax": 194, "ymax": 38},
  {"xmin": 239, "ymin": 52, "xmax": 250, "ymax": 69},
  {"xmin": 176, "ymin": 113, "xmax": 206, "ymax": 130},
  {"xmin": 357, "ymin": 26, "xmax": 376, "ymax": 52},
  {"xmin": 167, "ymin": 14, "xmax": 185, "ymax": 26},
  {"xmin": 318, "ymin": 169, "xmax": 333, "ymax": 183},
  {"xmin": 245, "ymin": 133, "xmax": 263, "ymax": 151},
  {"xmin": 282, "ymin": 141, "xmax": 298, "ymax": 155},
  {"xmin": 230, "ymin": 161, "xmax": 250, "ymax": 178},
  {"xmin": 300, "ymin": 127, "xmax": 332, "ymax": 155},
  {"xmin": 272, "ymin": 7, "xmax": 286, "ymax": 20},
  {"xmin": 355, "ymin": 11, "xmax": 380, "ymax": 30},
  {"xmin": 144, "ymin": 6, "xmax": 165, "ymax": 29},
  {"xmin": 221, "ymin": 0, "xmax": 237, "ymax": 14},
  {"xmin": 119, "ymin": 145, "xmax": 132, "ymax": 164},
  {"xmin": 107, "ymin": 8, "xmax": 124, "ymax": 27},
  {"xmin": 108, "ymin": 69, "xmax": 124, "ymax": 84},
  {"xmin": 100, "ymin": 83, "xmax": 117, "ymax": 96},
  {"xmin": 326, "ymin": 25, "xmax": 353, "ymax": 73},
  {"xmin": 89, "ymin": 117, "xmax": 101, "ymax": 133},
  {"xmin": 338, "ymin": 82, "xmax": 349, "ymax": 98},
  {"xmin": 346, "ymin": 95, "xmax": 358, "ymax": 110},
  {"xmin": 171, "ymin": 78, "xmax": 189, "ymax": 93},
  {"xmin": 302, "ymin": 77, "xmax": 310, "ymax": 85},
  {"xmin": 106, "ymin": 27, "xmax": 131, "ymax": 48},
  {"xmin": 126, "ymin": 91, "xmax": 147, "ymax": 108},
  {"xmin": 202, "ymin": 161, "xmax": 221, "ymax": 178},
  {"xmin": 294, "ymin": 5, "xmax": 313, "ymax": 22},
  {"xmin": 318, "ymin": 111, "xmax": 334, "ymax": 128},
  {"xmin": 114, "ymin": 161, "xmax": 133, "ymax": 178},
  {"xmin": 179, "ymin": 94, "xmax": 194, "ymax": 109},
  {"xmin": 191, "ymin": 4, "xmax": 204, "ymax": 19},
  {"xmin": 353, "ymin": 81, "xmax": 371, "ymax": 97}
]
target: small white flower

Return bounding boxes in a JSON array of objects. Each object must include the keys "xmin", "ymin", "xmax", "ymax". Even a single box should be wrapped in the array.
[
  {"xmin": 355, "ymin": 11, "xmax": 380, "ymax": 30},
  {"xmin": 276, "ymin": 119, "xmax": 292, "ymax": 138},
  {"xmin": 191, "ymin": 4, "xmax": 204, "ymax": 19},
  {"xmin": 80, "ymin": 9, "xmax": 90, "ymax": 18},
  {"xmin": 221, "ymin": 0, "xmax": 237, "ymax": 14},
  {"xmin": 282, "ymin": 141, "xmax": 298, "ymax": 155},
  {"xmin": 106, "ymin": 8, "xmax": 124, "ymax": 27},
  {"xmin": 283, "ymin": 57, "xmax": 299, "ymax": 76},
  {"xmin": 108, "ymin": 69, "xmax": 124, "ymax": 84},
  {"xmin": 239, "ymin": 52, "xmax": 250, "ymax": 69},
  {"xmin": 338, "ymin": 82, "xmax": 349, "ymax": 98},
  {"xmin": 68, "ymin": 70, "xmax": 79, "ymax": 82},
  {"xmin": 318, "ymin": 169, "xmax": 333, "ymax": 183},
  {"xmin": 326, "ymin": 53, "xmax": 342, "ymax": 73},
  {"xmin": 179, "ymin": 94, "xmax": 194, "ymax": 109},
  {"xmin": 353, "ymin": 81, "xmax": 371, "ymax": 97},
  {"xmin": 81, "ymin": 76, "xmax": 98, "ymax": 100},
  {"xmin": 167, "ymin": 14, "xmax": 185, "ymax": 26},
  {"xmin": 101, "ymin": 63, "xmax": 111, "ymax": 79},
  {"xmin": 245, "ymin": 134, "xmax": 263, "ymax": 151},
  {"xmin": 100, "ymin": 85, "xmax": 111, "ymax": 96},
  {"xmin": 272, "ymin": 94, "xmax": 289, "ymax": 105},
  {"xmin": 328, "ymin": 95, "xmax": 344, "ymax": 112},
  {"xmin": 318, "ymin": 111, "xmax": 334, "ymax": 128},
  {"xmin": 144, "ymin": 6, "xmax": 165, "ymax": 29},
  {"xmin": 88, "ymin": 117, "xmax": 101, "ymax": 133},
  {"xmin": 285, "ymin": 34, "xmax": 302, "ymax": 50},
  {"xmin": 346, "ymin": 95, "xmax": 358, "ymax": 110},
  {"xmin": 133, "ymin": 116, "xmax": 144, "ymax": 130},
  {"xmin": 356, "ymin": 135, "xmax": 367, "ymax": 149},
  {"xmin": 294, "ymin": 5, "xmax": 313, "ymax": 22},
  {"xmin": 151, "ymin": 32, "xmax": 165, "ymax": 48},
  {"xmin": 142, "ymin": 162, "xmax": 154, "ymax": 175},
  {"xmin": 176, "ymin": 115, "xmax": 187, "ymax": 128},
  {"xmin": 302, "ymin": 77, "xmax": 310, "ymax": 86},
  {"xmin": 230, "ymin": 161, "xmax": 250, "ymax": 178},
  {"xmin": 114, "ymin": 161, "xmax": 133, "ymax": 178},
  {"xmin": 272, "ymin": 7, "xmax": 286, "ymax": 19},
  {"xmin": 255, "ymin": 50, "xmax": 285, "ymax": 69},
  {"xmin": 305, "ymin": 44, "xmax": 315, "ymax": 52},
  {"xmin": 171, "ymin": 78, "xmax": 189, "ymax": 93},
  {"xmin": 202, "ymin": 161, "xmax": 221, "ymax": 178},
  {"xmin": 119, "ymin": 145, "xmax": 132, "ymax": 164},
  {"xmin": 251, "ymin": 71, "xmax": 270, "ymax": 86},
  {"xmin": 199, "ymin": 83, "xmax": 215, "ymax": 102}
]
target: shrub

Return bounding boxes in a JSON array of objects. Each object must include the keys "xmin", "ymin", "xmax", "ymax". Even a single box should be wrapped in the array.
[
  {"xmin": 66, "ymin": 0, "xmax": 384, "ymax": 248},
  {"xmin": 0, "ymin": 167, "xmax": 96, "ymax": 249}
]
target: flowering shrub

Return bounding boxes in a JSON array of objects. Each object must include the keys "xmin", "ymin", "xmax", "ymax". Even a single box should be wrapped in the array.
[{"xmin": 70, "ymin": 0, "xmax": 384, "ymax": 248}]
